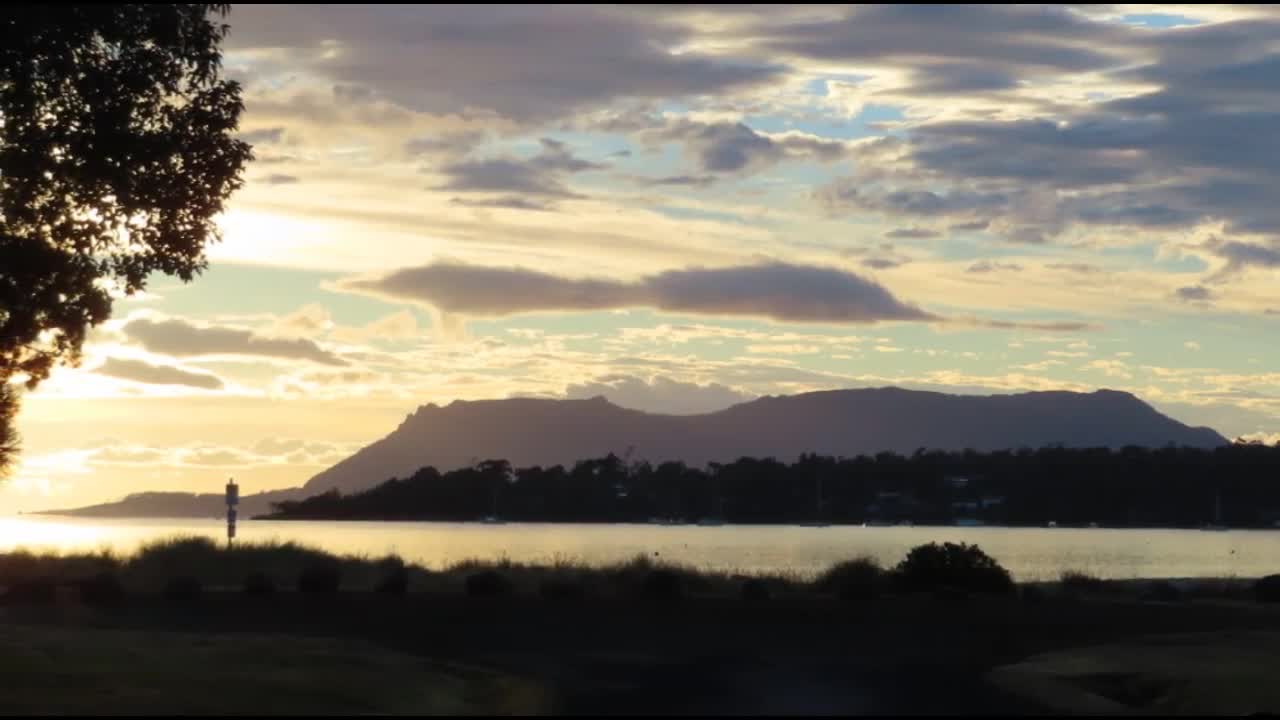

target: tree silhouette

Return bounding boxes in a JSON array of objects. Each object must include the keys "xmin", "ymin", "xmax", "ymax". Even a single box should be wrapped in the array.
[{"xmin": 0, "ymin": 4, "xmax": 250, "ymax": 473}]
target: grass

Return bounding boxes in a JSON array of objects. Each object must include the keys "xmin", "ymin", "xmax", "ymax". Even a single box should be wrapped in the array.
[
  {"xmin": 0, "ymin": 537, "xmax": 1268, "ymax": 604},
  {"xmin": 0, "ymin": 623, "xmax": 548, "ymax": 715}
]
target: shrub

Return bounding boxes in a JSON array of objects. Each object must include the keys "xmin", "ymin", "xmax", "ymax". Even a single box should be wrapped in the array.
[
  {"xmin": 639, "ymin": 568, "xmax": 684, "ymax": 602},
  {"xmin": 375, "ymin": 565, "xmax": 410, "ymax": 595},
  {"xmin": 465, "ymin": 570, "xmax": 514, "ymax": 598},
  {"xmin": 297, "ymin": 563, "xmax": 342, "ymax": 594},
  {"xmin": 1060, "ymin": 570, "xmax": 1109, "ymax": 595},
  {"xmin": 741, "ymin": 578, "xmax": 772, "ymax": 603},
  {"xmin": 892, "ymin": 542, "xmax": 1014, "ymax": 595},
  {"xmin": 1, "ymin": 577, "xmax": 58, "ymax": 606},
  {"xmin": 78, "ymin": 571, "xmax": 126, "ymax": 608},
  {"xmin": 814, "ymin": 558, "xmax": 885, "ymax": 603},
  {"xmin": 163, "ymin": 576, "xmax": 203, "ymax": 605},
  {"xmin": 539, "ymin": 578, "xmax": 586, "ymax": 602},
  {"xmin": 1141, "ymin": 580, "xmax": 1182, "ymax": 603},
  {"xmin": 243, "ymin": 572, "xmax": 276, "ymax": 597},
  {"xmin": 1254, "ymin": 575, "xmax": 1280, "ymax": 603},
  {"xmin": 1021, "ymin": 584, "xmax": 1046, "ymax": 605}
]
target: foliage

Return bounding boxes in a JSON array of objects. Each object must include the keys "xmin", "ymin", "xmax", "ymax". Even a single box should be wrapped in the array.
[
  {"xmin": 1254, "ymin": 575, "xmax": 1280, "ymax": 603},
  {"xmin": 163, "ymin": 576, "xmax": 203, "ymax": 604},
  {"xmin": 0, "ymin": 5, "xmax": 250, "ymax": 462},
  {"xmin": 813, "ymin": 557, "xmax": 884, "ymax": 602},
  {"xmin": 893, "ymin": 542, "xmax": 1014, "ymax": 595},
  {"xmin": 0, "ymin": 385, "xmax": 17, "ymax": 477},
  {"xmin": 297, "ymin": 563, "xmax": 341, "ymax": 594},
  {"xmin": 243, "ymin": 571, "xmax": 275, "ymax": 597},
  {"xmin": 465, "ymin": 570, "xmax": 514, "ymax": 598},
  {"xmin": 267, "ymin": 444, "xmax": 1280, "ymax": 527}
]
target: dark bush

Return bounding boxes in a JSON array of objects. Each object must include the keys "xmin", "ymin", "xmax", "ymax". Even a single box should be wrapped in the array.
[
  {"xmin": 815, "ymin": 558, "xmax": 884, "ymax": 603},
  {"xmin": 375, "ymin": 565, "xmax": 410, "ymax": 595},
  {"xmin": 539, "ymin": 578, "xmax": 586, "ymax": 601},
  {"xmin": 243, "ymin": 572, "xmax": 276, "ymax": 597},
  {"xmin": 639, "ymin": 569, "xmax": 685, "ymax": 602},
  {"xmin": 1060, "ymin": 570, "xmax": 1109, "ymax": 596},
  {"xmin": 465, "ymin": 570, "xmax": 514, "ymax": 598},
  {"xmin": 1021, "ymin": 584, "xmax": 1046, "ymax": 605},
  {"xmin": 741, "ymin": 578, "xmax": 772, "ymax": 603},
  {"xmin": 1254, "ymin": 575, "xmax": 1280, "ymax": 603},
  {"xmin": 1141, "ymin": 580, "xmax": 1182, "ymax": 603},
  {"xmin": 892, "ymin": 542, "xmax": 1014, "ymax": 595},
  {"xmin": 163, "ymin": 576, "xmax": 203, "ymax": 605},
  {"xmin": 78, "ymin": 572, "xmax": 125, "ymax": 608},
  {"xmin": 2, "ymin": 577, "xmax": 58, "ymax": 606},
  {"xmin": 297, "ymin": 563, "xmax": 342, "ymax": 594}
]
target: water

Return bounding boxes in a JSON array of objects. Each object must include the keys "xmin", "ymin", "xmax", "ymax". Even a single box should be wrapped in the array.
[{"xmin": 4, "ymin": 516, "xmax": 1279, "ymax": 581}]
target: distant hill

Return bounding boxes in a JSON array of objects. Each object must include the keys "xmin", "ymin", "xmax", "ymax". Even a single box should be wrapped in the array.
[
  {"xmin": 41, "ymin": 387, "xmax": 1227, "ymax": 518},
  {"xmin": 37, "ymin": 488, "xmax": 301, "ymax": 519},
  {"xmin": 302, "ymin": 387, "xmax": 1227, "ymax": 495}
]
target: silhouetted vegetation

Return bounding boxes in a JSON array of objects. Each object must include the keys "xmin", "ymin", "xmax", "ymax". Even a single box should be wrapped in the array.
[
  {"xmin": 243, "ymin": 572, "xmax": 276, "ymax": 598},
  {"xmin": 78, "ymin": 571, "xmax": 125, "ymax": 607},
  {"xmin": 297, "ymin": 563, "xmax": 342, "ymax": 594},
  {"xmin": 814, "ymin": 557, "xmax": 885, "ymax": 603},
  {"xmin": 893, "ymin": 542, "xmax": 1014, "ymax": 595},
  {"xmin": 1255, "ymin": 575, "xmax": 1280, "ymax": 603},
  {"xmin": 375, "ymin": 564, "xmax": 410, "ymax": 596},
  {"xmin": 0, "ymin": 5, "xmax": 250, "ymax": 465},
  {"xmin": 266, "ymin": 443, "xmax": 1280, "ymax": 528},
  {"xmin": 163, "ymin": 576, "xmax": 203, "ymax": 605},
  {"xmin": 465, "ymin": 570, "xmax": 514, "ymax": 598}
]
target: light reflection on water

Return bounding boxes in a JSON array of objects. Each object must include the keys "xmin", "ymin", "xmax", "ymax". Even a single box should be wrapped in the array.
[{"xmin": 3, "ymin": 516, "xmax": 1278, "ymax": 581}]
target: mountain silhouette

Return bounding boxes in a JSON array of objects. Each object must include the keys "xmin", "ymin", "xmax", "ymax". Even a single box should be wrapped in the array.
[
  {"xmin": 301, "ymin": 387, "xmax": 1226, "ymax": 495},
  {"xmin": 41, "ymin": 387, "xmax": 1227, "ymax": 518}
]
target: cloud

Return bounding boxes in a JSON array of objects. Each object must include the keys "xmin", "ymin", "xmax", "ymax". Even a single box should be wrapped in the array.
[
  {"xmin": 261, "ymin": 173, "xmax": 300, "ymax": 185},
  {"xmin": 564, "ymin": 374, "xmax": 753, "ymax": 415},
  {"xmin": 122, "ymin": 317, "xmax": 347, "ymax": 366},
  {"xmin": 1185, "ymin": 341, "xmax": 1202, "ymax": 351},
  {"xmin": 646, "ymin": 120, "xmax": 849, "ymax": 175},
  {"xmin": 884, "ymin": 227, "xmax": 940, "ymax": 239},
  {"xmin": 1045, "ymin": 263, "xmax": 1105, "ymax": 274},
  {"xmin": 226, "ymin": 5, "xmax": 784, "ymax": 124},
  {"xmin": 966, "ymin": 260, "xmax": 1023, "ymax": 273},
  {"xmin": 637, "ymin": 174, "xmax": 718, "ymax": 188},
  {"xmin": 404, "ymin": 129, "xmax": 489, "ymax": 158},
  {"xmin": 861, "ymin": 257, "xmax": 905, "ymax": 270},
  {"xmin": 450, "ymin": 196, "xmax": 553, "ymax": 212},
  {"xmin": 950, "ymin": 220, "xmax": 991, "ymax": 232},
  {"xmin": 337, "ymin": 260, "xmax": 939, "ymax": 325},
  {"xmin": 240, "ymin": 127, "xmax": 286, "ymax": 145},
  {"xmin": 95, "ymin": 358, "xmax": 225, "ymax": 390},
  {"xmin": 1175, "ymin": 285, "xmax": 1214, "ymax": 303},
  {"xmin": 435, "ymin": 138, "xmax": 605, "ymax": 205},
  {"xmin": 1203, "ymin": 238, "xmax": 1280, "ymax": 281}
]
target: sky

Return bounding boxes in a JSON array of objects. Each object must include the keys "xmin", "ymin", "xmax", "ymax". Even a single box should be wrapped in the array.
[{"xmin": 6, "ymin": 4, "xmax": 1280, "ymax": 512}]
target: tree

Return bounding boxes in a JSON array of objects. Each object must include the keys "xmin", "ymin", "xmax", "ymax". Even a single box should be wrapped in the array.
[{"xmin": 0, "ymin": 5, "xmax": 250, "ymax": 474}]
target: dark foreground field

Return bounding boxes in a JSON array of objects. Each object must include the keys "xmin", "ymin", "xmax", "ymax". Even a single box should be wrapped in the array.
[{"xmin": 6, "ymin": 589, "xmax": 1280, "ymax": 715}]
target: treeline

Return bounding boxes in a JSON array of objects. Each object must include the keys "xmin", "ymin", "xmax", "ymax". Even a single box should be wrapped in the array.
[{"xmin": 267, "ymin": 443, "xmax": 1280, "ymax": 528}]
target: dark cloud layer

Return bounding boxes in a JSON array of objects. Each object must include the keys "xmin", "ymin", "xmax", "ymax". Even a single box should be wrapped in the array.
[
  {"xmin": 123, "ymin": 318, "xmax": 347, "ymax": 366},
  {"xmin": 339, "ymin": 261, "xmax": 938, "ymax": 325},
  {"xmin": 97, "ymin": 358, "xmax": 225, "ymax": 390}
]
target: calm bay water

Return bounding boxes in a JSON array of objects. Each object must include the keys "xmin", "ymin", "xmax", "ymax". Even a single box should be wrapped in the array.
[{"xmin": 4, "ymin": 515, "xmax": 1279, "ymax": 581}]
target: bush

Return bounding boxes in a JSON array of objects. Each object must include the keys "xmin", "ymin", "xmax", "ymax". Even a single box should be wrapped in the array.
[
  {"xmin": 639, "ymin": 569, "xmax": 684, "ymax": 602},
  {"xmin": 243, "ymin": 572, "xmax": 276, "ymax": 597},
  {"xmin": 892, "ymin": 542, "xmax": 1014, "ymax": 595},
  {"xmin": 1021, "ymin": 584, "xmax": 1046, "ymax": 605},
  {"xmin": 1, "ymin": 577, "xmax": 58, "ymax": 606},
  {"xmin": 375, "ymin": 565, "xmax": 409, "ymax": 595},
  {"xmin": 539, "ymin": 578, "xmax": 586, "ymax": 602},
  {"xmin": 465, "ymin": 570, "xmax": 513, "ymax": 598},
  {"xmin": 297, "ymin": 564, "xmax": 341, "ymax": 594},
  {"xmin": 163, "ymin": 576, "xmax": 203, "ymax": 605},
  {"xmin": 741, "ymin": 578, "xmax": 772, "ymax": 603},
  {"xmin": 1141, "ymin": 580, "xmax": 1182, "ymax": 603},
  {"xmin": 1060, "ymin": 570, "xmax": 1109, "ymax": 596},
  {"xmin": 814, "ymin": 558, "xmax": 884, "ymax": 603},
  {"xmin": 78, "ymin": 572, "xmax": 125, "ymax": 608},
  {"xmin": 1254, "ymin": 575, "xmax": 1280, "ymax": 603}
]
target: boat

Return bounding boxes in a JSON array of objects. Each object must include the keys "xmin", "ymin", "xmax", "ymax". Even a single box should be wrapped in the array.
[
  {"xmin": 1047, "ymin": 521, "xmax": 1058, "ymax": 528},
  {"xmin": 480, "ymin": 515, "xmax": 505, "ymax": 525},
  {"xmin": 954, "ymin": 517, "xmax": 983, "ymax": 527},
  {"xmin": 696, "ymin": 517, "xmax": 726, "ymax": 527},
  {"xmin": 1201, "ymin": 490, "xmax": 1228, "ymax": 531}
]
